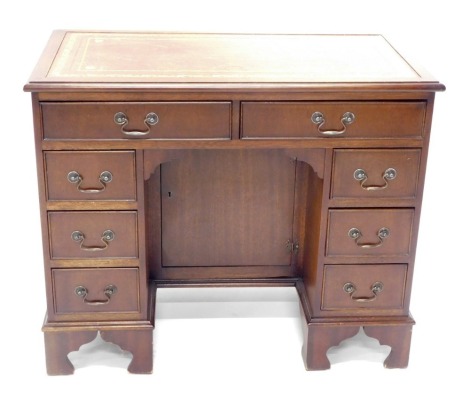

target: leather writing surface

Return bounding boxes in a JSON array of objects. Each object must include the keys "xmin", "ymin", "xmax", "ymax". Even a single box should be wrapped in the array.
[{"xmin": 47, "ymin": 33, "xmax": 420, "ymax": 83}]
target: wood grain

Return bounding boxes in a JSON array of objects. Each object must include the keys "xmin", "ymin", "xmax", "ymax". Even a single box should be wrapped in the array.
[
  {"xmin": 160, "ymin": 150, "xmax": 296, "ymax": 267},
  {"xmin": 25, "ymin": 32, "xmax": 444, "ymax": 374}
]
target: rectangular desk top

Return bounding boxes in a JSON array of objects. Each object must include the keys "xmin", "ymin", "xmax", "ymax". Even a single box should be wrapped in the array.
[{"xmin": 24, "ymin": 32, "xmax": 444, "ymax": 92}]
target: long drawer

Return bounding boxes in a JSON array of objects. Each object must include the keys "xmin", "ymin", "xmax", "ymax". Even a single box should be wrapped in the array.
[
  {"xmin": 241, "ymin": 101, "xmax": 426, "ymax": 139},
  {"xmin": 42, "ymin": 102, "xmax": 232, "ymax": 140}
]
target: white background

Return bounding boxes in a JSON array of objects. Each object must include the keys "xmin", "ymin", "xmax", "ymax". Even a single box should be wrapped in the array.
[{"xmin": 1, "ymin": 1, "xmax": 468, "ymax": 400}]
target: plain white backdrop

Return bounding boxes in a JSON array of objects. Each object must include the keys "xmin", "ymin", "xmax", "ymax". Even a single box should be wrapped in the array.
[{"xmin": 0, "ymin": 1, "xmax": 467, "ymax": 400}]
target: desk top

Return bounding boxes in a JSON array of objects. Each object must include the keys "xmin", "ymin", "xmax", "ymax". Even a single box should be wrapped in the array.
[{"xmin": 25, "ymin": 31, "xmax": 444, "ymax": 92}]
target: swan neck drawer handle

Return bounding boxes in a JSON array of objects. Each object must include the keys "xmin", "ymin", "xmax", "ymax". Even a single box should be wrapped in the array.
[
  {"xmin": 67, "ymin": 171, "xmax": 112, "ymax": 193},
  {"xmin": 71, "ymin": 229, "xmax": 115, "ymax": 251},
  {"xmin": 348, "ymin": 227, "xmax": 390, "ymax": 248},
  {"xmin": 354, "ymin": 168, "xmax": 397, "ymax": 191},
  {"xmin": 343, "ymin": 281, "xmax": 384, "ymax": 302},
  {"xmin": 311, "ymin": 111, "xmax": 355, "ymax": 136},
  {"xmin": 114, "ymin": 112, "xmax": 158, "ymax": 136},
  {"xmin": 75, "ymin": 285, "xmax": 117, "ymax": 305}
]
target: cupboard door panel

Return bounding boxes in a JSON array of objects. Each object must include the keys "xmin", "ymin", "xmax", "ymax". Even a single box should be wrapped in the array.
[{"xmin": 161, "ymin": 150, "xmax": 296, "ymax": 267}]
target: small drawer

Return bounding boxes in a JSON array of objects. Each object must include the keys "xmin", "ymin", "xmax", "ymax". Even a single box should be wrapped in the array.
[
  {"xmin": 321, "ymin": 264, "xmax": 407, "ymax": 314},
  {"xmin": 48, "ymin": 211, "xmax": 138, "ymax": 259},
  {"xmin": 42, "ymin": 102, "xmax": 231, "ymax": 140},
  {"xmin": 241, "ymin": 102, "xmax": 425, "ymax": 139},
  {"xmin": 326, "ymin": 209, "xmax": 414, "ymax": 257},
  {"xmin": 45, "ymin": 151, "xmax": 136, "ymax": 201},
  {"xmin": 52, "ymin": 268, "xmax": 139, "ymax": 317},
  {"xmin": 331, "ymin": 149, "xmax": 421, "ymax": 199}
]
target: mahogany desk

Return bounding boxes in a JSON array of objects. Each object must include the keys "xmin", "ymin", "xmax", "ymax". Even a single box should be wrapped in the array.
[{"xmin": 24, "ymin": 32, "xmax": 444, "ymax": 374}]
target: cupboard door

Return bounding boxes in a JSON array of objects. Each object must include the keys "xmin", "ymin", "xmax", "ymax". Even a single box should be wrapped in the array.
[{"xmin": 161, "ymin": 150, "xmax": 296, "ymax": 267}]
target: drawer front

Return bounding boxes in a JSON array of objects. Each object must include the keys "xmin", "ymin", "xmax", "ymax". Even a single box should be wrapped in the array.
[
  {"xmin": 42, "ymin": 102, "xmax": 231, "ymax": 140},
  {"xmin": 331, "ymin": 149, "xmax": 421, "ymax": 199},
  {"xmin": 321, "ymin": 264, "xmax": 407, "ymax": 313},
  {"xmin": 45, "ymin": 151, "xmax": 136, "ymax": 201},
  {"xmin": 48, "ymin": 211, "xmax": 138, "ymax": 259},
  {"xmin": 52, "ymin": 268, "xmax": 139, "ymax": 316},
  {"xmin": 241, "ymin": 102, "xmax": 425, "ymax": 139},
  {"xmin": 326, "ymin": 209, "xmax": 414, "ymax": 257}
]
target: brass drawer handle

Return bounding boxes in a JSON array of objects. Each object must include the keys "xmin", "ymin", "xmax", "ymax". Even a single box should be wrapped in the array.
[
  {"xmin": 343, "ymin": 281, "xmax": 383, "ymax": 302},
  {"xmin": 71, "ymin": 229, "xmax": 115, "ymax": 251},
  {"xmin": 311, "ymin": 111, "xmax": 355, "ymax": 136},
  {"xmin": 353, "ymin": 168, "xmax": 397, "ymax": 191},
  {"xmin": 114, "ymin": 112, "xmax": 158, "ymax": 136},
  {"xmin": 67, "ymin": 170, "xmax": 113, "ymax": 193},
  {"xmin": 348, "ymin": 227, "xmax": 390, "ymax": 248},
  {"xmin": 75, "ymin": 284, "xmax": 117, "ymax": 305}
]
